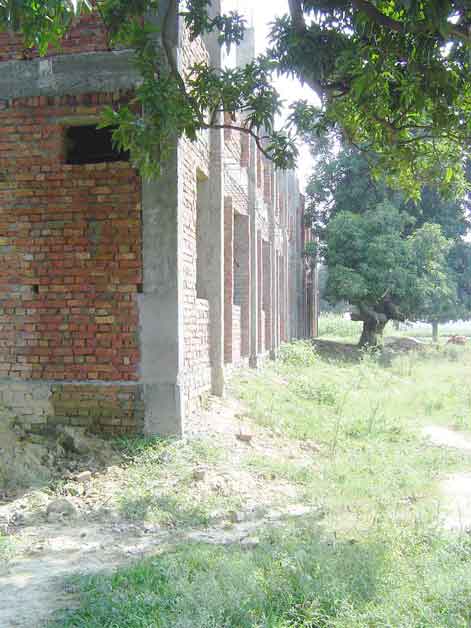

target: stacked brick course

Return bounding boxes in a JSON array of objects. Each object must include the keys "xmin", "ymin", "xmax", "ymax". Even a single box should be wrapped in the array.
[
  {"xmin": 0, "ymin": 89, "xmax": 142, "ymax": 432},
  {"xmin": 0, "ymin": 13, "xmax": 109, "ymax": 62}
]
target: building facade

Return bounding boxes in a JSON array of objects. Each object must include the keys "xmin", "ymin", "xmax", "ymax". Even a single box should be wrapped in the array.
[{"xmin": 0, "ymin": 4, "xmax": 316, "ymax": 436}]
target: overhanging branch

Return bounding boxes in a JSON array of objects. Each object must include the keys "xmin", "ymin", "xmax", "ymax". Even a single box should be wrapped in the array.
[
  {"xmin": 287, "ymin": 0, "xmax": 325, "ymax": 101},
  {"xmin": 351, "ymin": 0, "xmax": 471, "ymax": 43}
]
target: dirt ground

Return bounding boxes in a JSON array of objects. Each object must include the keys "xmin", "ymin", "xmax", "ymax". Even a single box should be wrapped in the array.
[
  {"xmin": 1, "ymin": 389, "xmax": 471, "ymax": 628},
  {"xmin": 423, "ymin": 425, "xmax": 471, "ymax": 531},
  {"xmin": 0, "ymin": 397, "xmax": 320, "ymax": 628}
]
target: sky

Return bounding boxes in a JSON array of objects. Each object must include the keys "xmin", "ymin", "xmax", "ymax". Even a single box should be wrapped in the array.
[{"xmin": 222, "ymin": 0, "xmax": 319, "ymax": 190}]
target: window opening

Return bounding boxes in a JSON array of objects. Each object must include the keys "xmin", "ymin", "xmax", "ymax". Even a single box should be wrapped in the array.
[{"xmin": 65, "ymin": 125, "xmax": 130, "ymax": 165}]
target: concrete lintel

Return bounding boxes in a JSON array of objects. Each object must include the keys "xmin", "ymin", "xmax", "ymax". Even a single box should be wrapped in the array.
[{"xmin": 0, "ymin": 50, "xmax": 140, "ymax": 101}]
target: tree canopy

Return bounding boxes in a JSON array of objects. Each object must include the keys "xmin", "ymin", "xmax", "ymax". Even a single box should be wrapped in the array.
[
  {"xmin": 325, "ymin": 204, "xmax": 454, "ymax": 345},
  {"xmin": 1, "ymin": 1, "xmax": 471, "ymax": 191},
  {"xmin": 307, "ymin": 143, "xmax": 471, "ymax": 344}
]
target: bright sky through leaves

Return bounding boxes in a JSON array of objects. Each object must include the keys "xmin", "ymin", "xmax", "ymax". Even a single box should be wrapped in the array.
[{"xmin": 224, "ymin": 0, "xmax": 317, "ymax": 189}]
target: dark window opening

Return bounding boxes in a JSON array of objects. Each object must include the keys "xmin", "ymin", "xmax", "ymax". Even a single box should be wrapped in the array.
[{"xmin": 65, "ymin": 125, "xmax": 130, "ymax": 165}]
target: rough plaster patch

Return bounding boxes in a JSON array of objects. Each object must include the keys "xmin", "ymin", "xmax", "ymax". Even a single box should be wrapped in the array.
[{"xmin": 38, "ymin": 59, "xmax": 57, "ymax": 91}]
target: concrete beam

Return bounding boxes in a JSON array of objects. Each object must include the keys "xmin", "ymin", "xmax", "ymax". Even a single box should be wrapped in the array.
[{"xmin": 0, "ymin": 50, "xmax": 140, "ymax": 101}]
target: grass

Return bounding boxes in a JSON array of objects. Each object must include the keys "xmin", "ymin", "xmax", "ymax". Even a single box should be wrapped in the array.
[
  {"xmin": 244, "ymin": 453, "xmax": 314, "ymax": 485},
  {"xmin": 0, "ymin": 533, "xmax": 12, "ymax": 558},
  {"xmin": 52, "ymin": 522, "xmax": 471, "ymax": 628},
  {"xmin": 318, "ymin": 312, "xmax": 471, "ymax": 344},
  {"xmin": 111, "ymin": 436, "xmax": 237, "ymax": 527},
  {"xmin": 50, "ymin": 332, "xmax": 471, "ymax": 628}
]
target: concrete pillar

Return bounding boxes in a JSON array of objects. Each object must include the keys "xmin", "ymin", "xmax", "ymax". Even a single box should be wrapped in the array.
[
  {"xmin": 201, "ymin": 2, "xmax": 225, "ymax": 396},
  {"xmin": 274, "ymin": 252, "xmax": 280, "ymax": 352},
  {"xmin": 139, "ymin": 1, "xmax": 184, "ymax": 436},
  {"xmin": 224, "ymin": 200, "xmax": 234, "ymax": 364},
  {"xmin": 263, "ymin": 240, "xmax": 272, "ymax": 352},
  {"xmin": 269, "ymin": 244, "xmax": 278, "ymax": 359},
  {"xmin": 140, "ymin": 147, "xmax": 185, "ymax": 436},
  {"xmin": 248, "ymin": 139, "xmax": 259, "ymax": 368},
  {"xmin": 257, "ymin": 231, "xmax": 264, "ymax": 354},
  {"xmin": 197, "ymin": 167, "xmax": 224, "ymax": 395},
  {"xmin": 234, "ymin": 213, "xmax": 250, "ymax": 357},
  {"xmin": 312, "ymin": 263, "xmax": 319, "ymax": 337}
]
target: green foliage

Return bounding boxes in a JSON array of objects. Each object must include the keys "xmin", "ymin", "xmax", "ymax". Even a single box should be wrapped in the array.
[
  {"xmin": 325, "ymin": 203, "xmax": 453, "ymax": 326},
  {"xmin": 278, "ymin": 341, "xmax": 317, "ymax": 367},
  {"xmin": 2, "ymin": 1, "xmax": 471, "ymax": 189},
  {"xmin": 308, "ymin": 145, "xmax": 471, "ymax": 333}
]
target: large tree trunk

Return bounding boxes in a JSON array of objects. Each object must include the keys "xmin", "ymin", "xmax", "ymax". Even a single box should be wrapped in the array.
[
  {"xmin": 432, "ymin": 320, "xmax": 439, "ymax": 342},
  {"xmin": 359, "ymin": 318, "xmax": 387, "ymax": 348},
  {"xmin": 351, "ymin": 304, "xmax": 389, "ymax": 348}
]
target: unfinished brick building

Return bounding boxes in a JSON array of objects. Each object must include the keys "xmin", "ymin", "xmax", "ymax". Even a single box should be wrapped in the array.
[{"xmin": 0, "ymin": 5, "xmax": 317, "ymax": 436}]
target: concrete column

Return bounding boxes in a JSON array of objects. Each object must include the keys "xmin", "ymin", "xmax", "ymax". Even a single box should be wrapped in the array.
[
  {"xmin": 270, "ymin": 244, "xmax": 277, "ymax": 359},
  {"xmin": 139, "ymin": 1, "xmax": 185, "ymax": 436},
  {"xmin": 274, "ymin": 252, "xmax": 280, "ymax": 352},
  {"xmin": 284, "ymin": 240, "xmax": 290, "ymax": 341},
  {"xmin": 257, "ymin": 232, "xmax": 264, "ymax": 354},
  {"xmin": 202, "ymin": 4, "xmax": 225, "ymax": 396},
  {"xmin": 312, "ymin": 263, "xmax": 319, "ymax": 337},
  {"xmin": 263, "ymin": 240, "xmax": 273, "ymax": 353},
  {"xmin": 234, "ymin": 213, "xmax": 251, "ymax": 357},
  {"xmin": 248, "ymin": 140, "xmax": 259, "ymax": 368},
  {"xmin": 140, "ymin": 146, "xmax": 185, "ymax": 436},
  {"xmin": 224, "ymin": 200, "xmax": 234, "ymax": 364}
]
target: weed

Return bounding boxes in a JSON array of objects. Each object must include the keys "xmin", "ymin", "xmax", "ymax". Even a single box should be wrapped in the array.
[
  {"xmin": 279, "ymin": 341, "xmax": 317, "ymax": 367},
  {"xmin": 292, "ymin": 380, "xmax": 339, "ymax": 405},
  {"xmin": 244, "ymin": 454, "xmax": 313, "ymax": 485}
]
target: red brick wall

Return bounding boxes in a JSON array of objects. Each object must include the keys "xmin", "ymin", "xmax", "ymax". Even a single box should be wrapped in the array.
[
  {"xmin": 257, "ymin": 231, "xmax": 263, "ymax": 353},
  {"xmin": 0, "ymin": 13, "xmax": 109, "ymax": 62},
  {"xmin": 263, "ymin": 241, "xmax": 272, "ymax": 352},
  {"xmin": 260, "ymin": 310, "xmax": 266, "ymax": 354},
  {"xmin": 0, "ymin": 93, "xmax": 142, "ymax": 382},
  {"xmin": 240, "ymin": 134, "xmax": 249, "ymax": 169},
  {"xmin": 232, "ymin": 305, "xmax": 241, "ymax": 364},
  {"xmin": 50, "ymin": 384, "xmax": 144, "ymax": 435},
  {"xmin": 224, "ymin": 200, "xmax": 234, "ymax": 363},
  {"xmin": 234, "ymin": 213, "xmax": 250, "ymax": 357}
]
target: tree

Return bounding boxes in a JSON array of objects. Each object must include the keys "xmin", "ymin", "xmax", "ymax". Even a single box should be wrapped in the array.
[
  {"xmin": 325, "ymin": 204, "xmax": 453, "ymax": 346},
  {"xmin": 1, "ymin": 1, "xmax": 471, "ymax": 192},
  {"xmin": 417, "ymin": 240, "xmax": 471, "ymax": 340},
  {"xmin": 306, "ymin": 144, "xmax": 471, "ymax": 341}
]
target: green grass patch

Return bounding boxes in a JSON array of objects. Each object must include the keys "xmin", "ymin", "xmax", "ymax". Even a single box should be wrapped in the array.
[
  {"xmin": 318, "ymin": 313, "xmax": 471, "ymax": 344},
  {"xmin": 234, "ymin": 343, "xmax": 471, "ymax": 526},
  {"xmin": 112, "ymin": 436, "xmax": 237, "ymax": 526},
  {"xmin": 244, "ymin": 453, "xmax": 314, "ymax": 485},
  {"xmin": 52, "ymin": 520, "xmax": 471, "ymax": 628},
  {"xmin": 51, "ymin": 338, "xmax": 471, "ymax": 627}
]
